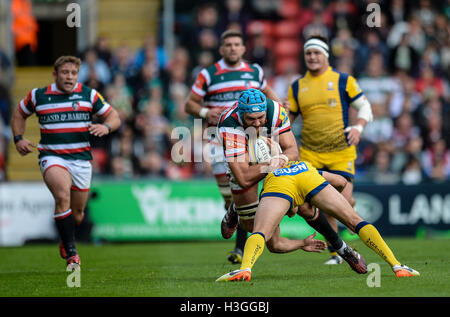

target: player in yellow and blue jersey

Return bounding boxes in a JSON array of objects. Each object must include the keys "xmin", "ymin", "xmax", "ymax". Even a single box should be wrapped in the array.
[
  {"xmin": 216, "ymin": 161, "xmax": 420, "ymax": 282},
  {"xmin": 287, "ymin": 35, "xmax": 374, "ymax": 265}
]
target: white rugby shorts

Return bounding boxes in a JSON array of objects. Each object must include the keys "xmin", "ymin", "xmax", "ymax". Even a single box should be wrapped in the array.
[{"xmin": 39, "ymin": 156, "xmax": 92, "ymax": 191}]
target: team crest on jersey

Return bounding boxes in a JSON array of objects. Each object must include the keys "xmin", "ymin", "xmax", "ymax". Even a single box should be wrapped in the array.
[
  {"xmin": 327, "ymin": 81, "xmax": 334, "ymax": 90},
  {"xmin": 328, "ymin": 98, "xmax": 337, "ymax": 107},
  {"xmin": 72, "ymin": 101, "xmax": 80, "ymax": 110}
]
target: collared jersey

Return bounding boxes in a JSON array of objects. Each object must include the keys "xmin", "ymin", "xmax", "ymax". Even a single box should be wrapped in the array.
[
  {"xmin": 217, "ymin": 98, "xmax": 290, "ymax": 158},
  {"xmin": 288, "ymin": 67, "xmax": 364, "ymax": 153},
  {"xmin": 191, "ymin": 59, "xmax": 267, "ymax": 112},
  {"xmin": 18, "ymin": 82, "xmax": 112, "ymax": 160}
]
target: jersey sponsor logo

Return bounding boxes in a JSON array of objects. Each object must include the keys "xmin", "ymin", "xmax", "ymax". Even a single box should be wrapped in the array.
[
  {"xmin": 240, "ymin": 73, "xmax": 254, "ymax": 79},
  {"xmin": 273, "ymin": 162, "xmax": 309, "ymax": 176},
  {"xmin": 209, "ymin": 91, "xmax": 242, "ymax": 102},
  {"xmin": 39, "ymin": 112, "xmax": 91, "ymax": 123},
  {"xmin": 68, "ymin": 94, "xmax": 83, "ymax": 100}
]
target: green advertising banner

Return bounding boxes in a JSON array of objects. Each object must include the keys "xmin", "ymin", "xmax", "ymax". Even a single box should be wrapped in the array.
[{"xmin": 89, "ymin": 180, "xmax": 315, "ymax": 241}]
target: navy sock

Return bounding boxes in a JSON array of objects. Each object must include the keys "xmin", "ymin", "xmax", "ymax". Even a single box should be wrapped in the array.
[
  {"xmin": 235, "ymin": 224, "xmax": 248, "ymax": 252},
  {"xmin": 305, "ymin": 210, "xmax": 343, "ymax": 251},
  {"xmin": 55, "ymin": 209, "xmax": 77, "ymax": 257}
]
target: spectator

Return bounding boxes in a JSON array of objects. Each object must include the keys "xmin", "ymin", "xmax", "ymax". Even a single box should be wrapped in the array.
[
  {"xmin": 139, "ymin": 150, "xmax": 167, "ymax": 177},
  {"xmin": 401, "ymin": 155, "xmax": 424, "ymax": 184},
  {"xmin": 355, "ymin": 29, "xmax": 389, "ymax": 76},
  {"xmin": 421, "ymin": 138, "xmax": 450, "ymax": 181},
  {"xmin": 11, "ymin": 0, "xmax": 38, "ymax": 66},
  {"xmin": 359, "ymin": 52, "xmax": 401, "ymax": 119},
  {"xmin": 414, "ymin": 66, "xmax": 447, "ymax": 100},
  {"xmin": 386, "ymin": 0, "xmax": 410, "ymax": 26},
  {"xmin": 104, "ymin": 74, "xmax": 134, "ymax": 124},
  {"xmin": 109, "ymin": 125, "xmax": 140, "ymax": 178},
  {"xmin": 365, "ymin": 148, "xmax": 400, "ymax": 184},
  {"xmin": 94, "ymin": 35, "xmax": 113, "ymax": 67},
  {"xmin": 135, "ymin": 99, "xmax": 172, "ymax": 157},
  {"xmin": 388, "ymin": 32, "xmax": 420, "ymax": 76},
  {"xmin": 133, "ymin": 35, "xmax": 168, "ymax": 74},
  {"xmin": 128, "ymin": 61, "xmax": 161, "ymax": 108},
  {"xmin": 392, "ymin": 112, "xmax": 421, "ymax": 150},
  {"xmin": 110, "ymin": 44, "xmax": 136, "ymax": 80},
  {"xmin": 389, "ymin": 74, "xmax": 422, "ymax": 118},
  {"xmin": 78, "ymin": 48, "xmax": 112, "ymax": 86},
  {"xmin": 218, "ymin": 0, "xmax": 250, "ymax": 34}
]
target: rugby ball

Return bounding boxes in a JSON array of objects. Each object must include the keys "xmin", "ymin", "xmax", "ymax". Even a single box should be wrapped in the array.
[{"xmin": 247, "ymin": 136, "xmax": 272, "ymax": 164}]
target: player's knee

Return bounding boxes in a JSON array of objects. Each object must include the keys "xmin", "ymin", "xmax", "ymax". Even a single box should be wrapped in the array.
[
  {"xmin": 297, "ymin": 202, "xmax": 316, "ymax": 219},
  {"xmin": 53, "ymin": 191, "xmax": 70, "ymax": 210}
]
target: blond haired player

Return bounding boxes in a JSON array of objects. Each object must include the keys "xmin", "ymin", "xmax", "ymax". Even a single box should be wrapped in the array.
[
  {"xmin": 11, "ymin": 56, "xmax": 121, "ymax": 270},
  {"xmin": 288, "ymin": 35, "xmax": 373, "ymax": 265}
]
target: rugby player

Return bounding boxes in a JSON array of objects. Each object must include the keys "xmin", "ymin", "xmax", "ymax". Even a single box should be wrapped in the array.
[
  {"xmin": 185, "ymin": 29, "xmax": 281, "ymax": 263},
  {"xmin": 11, "ymin": 55, "xmax": 121, "ymax": 270},
  {"xmin": 287, "ymin": 35, "xmax": 373, "ymax": 264},
  {"xmin": 216, "ymin": 160, "xmax": 420, "ymax": 282}
]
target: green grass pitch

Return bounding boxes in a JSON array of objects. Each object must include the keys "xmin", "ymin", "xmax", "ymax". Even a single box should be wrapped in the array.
[{"xmin": 0, "ymin": 238, "xmax": 449, "ymax": 297}]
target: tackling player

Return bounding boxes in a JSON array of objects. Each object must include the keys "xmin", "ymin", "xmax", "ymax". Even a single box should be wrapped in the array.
[
  {"xmin": 287, "ymin": 35, "xmax": 373, "ymax": 265},
  {"xmin": 218, "ymin": 89, "xmax": 374, "ymax": 274},
  {"xmin": 185, "ymin": 29, "xmax": 281, "ymax": 264},
  {"xmin": 216, "ymin": 160, "xmax": 420, "ymax": 282},
  {"xmin": 11, "ymin": 56, "xmax": 121, "ymax": 270}
]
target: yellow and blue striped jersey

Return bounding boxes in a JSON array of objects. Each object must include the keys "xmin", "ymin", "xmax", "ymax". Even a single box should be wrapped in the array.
[{"xmin": 288, "ymin": 67, "xmax": 364, "ymax": 153}]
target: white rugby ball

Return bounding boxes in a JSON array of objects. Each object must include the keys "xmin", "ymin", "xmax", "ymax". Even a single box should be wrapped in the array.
[{"xmin": 247, "ymin": 136, "xmax": 272, "ymax": 164}]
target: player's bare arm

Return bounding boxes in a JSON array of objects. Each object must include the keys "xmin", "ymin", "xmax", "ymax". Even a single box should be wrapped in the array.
[
  {"xmin": 11, "ymin": 105, "xmax": 36, "ymax": 156},
  {"xmin": 227, "ymin": 153, "xmax": 268, "ymax": 189},
  {"xmin": 184, "ymin": 91, "xmax": 222, "ymax": 125},
  {"xmin": 88, "ymin": 107, "xmax": 121, "ymax": 137}
]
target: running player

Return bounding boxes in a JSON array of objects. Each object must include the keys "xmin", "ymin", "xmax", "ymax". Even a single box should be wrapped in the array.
[
  {"xmin": 11, "ymin": 55, "xmax": 121, "ymax": 270},
  {"xmin": 287, "ymin": 35, "xmax": 373, "ymax": 264},
  {"xmin": 216, "ymin": 160, "xmax": 420, "ymax": 282},
  {"xmin": 185, "ymin": 29, "xmax": 281, "ymax": 263}
]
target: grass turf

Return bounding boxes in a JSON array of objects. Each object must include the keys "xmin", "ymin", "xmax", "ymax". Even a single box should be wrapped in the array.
[{"xmin": 0, "ymin": 238, "xmax": 448, "ymax": 297}]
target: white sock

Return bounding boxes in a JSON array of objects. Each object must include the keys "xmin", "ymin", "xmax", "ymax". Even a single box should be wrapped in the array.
[{"xmin": 336, "ymin": 241, "xmax": 347, "ymax": 256}]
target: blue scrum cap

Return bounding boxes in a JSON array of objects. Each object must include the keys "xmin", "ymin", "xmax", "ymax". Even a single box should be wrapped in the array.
[{"xmin": 237, "ymin": 89, "xmax": 267, "ymax": 115}]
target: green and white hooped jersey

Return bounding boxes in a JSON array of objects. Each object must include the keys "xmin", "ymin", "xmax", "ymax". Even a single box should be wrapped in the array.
[
  {"xmin": 18, "ymin": 82, "xmax": 112, "ymax": 160},
  {"xmin": 191, "ymin": 59, "xmax": 267, "ymax": 110}
]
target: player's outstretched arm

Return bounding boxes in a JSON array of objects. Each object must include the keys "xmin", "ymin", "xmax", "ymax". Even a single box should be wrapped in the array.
[
  {"xmin": 11, "ymin": 106, "xmax": 36, "ymax": 156},
  {"xmin": 300, "ymin": 231, "xmax": 327, "ymax": 253},
  {"xmin": 228, "ymin": 154, "xmax": 269, "ymax": 189},
  {"xmin": 184, "ymin": 91, "xmax": 222, "ymax": 125}
]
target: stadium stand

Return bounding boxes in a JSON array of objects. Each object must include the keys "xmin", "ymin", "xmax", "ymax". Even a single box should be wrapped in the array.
[{"xmin": 2, "ymin": 0, "xmax": 449, "ymax": 184}]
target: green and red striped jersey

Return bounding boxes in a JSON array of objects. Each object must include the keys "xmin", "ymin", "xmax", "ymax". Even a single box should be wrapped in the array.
[
  {"xmin": 191, "ymin": 59, "xmax": 267, "ymax": 112},
  {"xmin": 18, "ymin": 82, "xmax": 112, "ymax": 160}
]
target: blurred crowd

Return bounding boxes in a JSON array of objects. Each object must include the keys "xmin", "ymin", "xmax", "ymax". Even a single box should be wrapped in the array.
[{"xmin": 0, "ymin": 0, "xmax": 449, "ymax": 184}]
